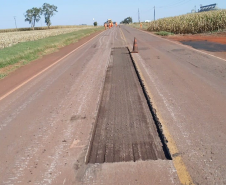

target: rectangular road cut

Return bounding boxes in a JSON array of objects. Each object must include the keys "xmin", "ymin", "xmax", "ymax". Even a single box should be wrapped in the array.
[{"xmin": 88, "ymin": 47, "xmax": 167, "ymax": 163}]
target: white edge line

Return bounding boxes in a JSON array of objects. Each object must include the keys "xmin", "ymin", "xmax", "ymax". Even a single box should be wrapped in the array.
[
  {"xmin": 133, "ymin": 27, "xmax": 226, "ymax": 62},
  {"xmin": 0, "ymin": 30, "xmax": 104, "ymax": 102}
]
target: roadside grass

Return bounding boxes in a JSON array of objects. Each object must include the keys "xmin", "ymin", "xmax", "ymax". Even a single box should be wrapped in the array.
[
  {"xmin": 0, "ymin": 27, "xmax": 104, "ymax": 79},
  {"xmin": 129, "ymin": 22, "xmax": 150, "ymax": 30},
  {"xmin": 207, "ymin": 29, "xmax": 226, "ymax": 34},
  {"xmin": 155, "ymin": 31, "xmax": 174, "ymax": 36}
]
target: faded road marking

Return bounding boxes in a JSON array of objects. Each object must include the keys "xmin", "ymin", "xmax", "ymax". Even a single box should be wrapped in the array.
[
  {"xmin": 120, "ymin": 28, "xmax": 128, "ymax": 45},
  {"xmin": 136, "ymin": 27, "xmax": 226, "ymax": 63},
  {"xmin": 131, "ymin": 53, "xmax": 194, "ymax": 185}
]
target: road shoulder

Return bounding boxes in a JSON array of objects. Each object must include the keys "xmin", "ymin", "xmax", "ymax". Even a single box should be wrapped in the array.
[{"xmin": 0, "ymin": 30, "xmax": 104, "ymax": 98}]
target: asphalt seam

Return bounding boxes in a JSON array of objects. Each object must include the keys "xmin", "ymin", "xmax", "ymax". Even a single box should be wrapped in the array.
[
  {"xmin": 121, "ymin": 26, "xmax": 194, "ymax": 185},
  {"xmin": 87, "ymin": 47, "xmax": 168, "ymax": 163},
  {"xmin": 85, "ymin": 46, "xmax": 112, "ymax": 164},
  {"xmin": 127, "ymin": 47, "xmax": 172, "ymax": 160}
]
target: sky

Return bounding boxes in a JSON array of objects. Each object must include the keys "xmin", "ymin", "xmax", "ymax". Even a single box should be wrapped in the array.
[{"xmin": 0, "ymin": 0, "xmax": 226, "ymax": 29}]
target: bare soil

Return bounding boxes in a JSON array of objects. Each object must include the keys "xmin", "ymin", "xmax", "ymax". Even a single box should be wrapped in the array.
[
  {"xmin": 166, "ymin": 31, "xmax": 226, "ymax": 45},
  {"xmin": 164, "ymin": 32, "xmax": 226, "ymax": 60},
  {"xmin": 122, "ymin": 25, "xmax": 226, "ymax": 185}
]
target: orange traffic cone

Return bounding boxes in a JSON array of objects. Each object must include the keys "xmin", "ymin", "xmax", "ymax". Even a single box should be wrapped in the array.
[{"xmin": 131, "ymin": 37, "xmax": 138, "ymax": 53}]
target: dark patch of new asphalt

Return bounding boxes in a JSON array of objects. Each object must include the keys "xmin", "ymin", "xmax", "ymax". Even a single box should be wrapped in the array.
[{"xmin": 181, "ymin": 41, "xmax": 226, "ymax": 52}]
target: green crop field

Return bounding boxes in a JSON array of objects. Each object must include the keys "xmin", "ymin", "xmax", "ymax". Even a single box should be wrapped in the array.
[
  {"xmin": 147, "ymin": 10, "xmax": 226, "ymax": 34},
  {"xmin": 0, "ymin": 27, "xmax": 103, "ymax": 79}
]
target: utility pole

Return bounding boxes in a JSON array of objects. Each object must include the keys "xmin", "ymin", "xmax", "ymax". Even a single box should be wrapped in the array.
[
  {"xmin": 138, "ymin": 8, "xmax": 140, "ymax": 23},
  {"xmin": 154, "ymin": 6, "xmax": 155, "ymax": 21},
  {"xmin": 14, "ymin": 16, "xmax": 17, "ymax": 30}
]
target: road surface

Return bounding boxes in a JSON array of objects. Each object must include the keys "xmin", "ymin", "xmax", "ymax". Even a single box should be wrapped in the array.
[
  {"xmin": 0, "ymin": 25, "xmax": 226, "ymax": 185},
  {"xmin": 88, "ymin": 47, "xmax": 167, "ymax": 164}
]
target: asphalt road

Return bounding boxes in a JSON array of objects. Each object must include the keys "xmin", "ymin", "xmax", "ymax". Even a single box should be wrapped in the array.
[
  {"xmin": 121, "ymin": 25, "xmax": 226, "ymax": 185},
  {"xmin": 88, "ymin": 47, "xmax": 166, "ymax": 164},
  {"xmin": 0, "ymin": 25, "xmax": 226, "ymax": 185}
]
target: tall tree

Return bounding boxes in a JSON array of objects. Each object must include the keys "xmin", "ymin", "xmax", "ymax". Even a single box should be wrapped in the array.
[
  {"xmin": 24, "ymin": 7, "xmax": 41, "ymax": 30},
  {"xmin": 41, "ymin": 3, "xmax": 58, "ymax": 28},
  {"xmin": 121, "ymin": 17, "xmax": 133, "ymax": 24}
]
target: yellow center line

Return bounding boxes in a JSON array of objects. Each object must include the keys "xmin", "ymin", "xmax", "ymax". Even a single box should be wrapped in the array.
[
  {"xmin": 121, "ymin": 25, "xmax": 194, "ymax": 184},
  {"xmin": 119, "ymin": 28, "xmax": 128, "ymax": 45},
  {"xmin": 130, "ymin": 50, "xmax": 194, "ymax": 185}
]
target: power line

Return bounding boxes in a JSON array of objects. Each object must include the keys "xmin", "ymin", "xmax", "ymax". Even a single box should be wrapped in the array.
[
  {"xmin": 14, "ymin": 16, "xmax": 17, "ymax": 30},
  {"xmin": 132, "ymin": 0, "xmax": 193, "ymax": 22},
  {"xmin": 157, "ymin": 0, "xmax": 189, "ymax": 8},
  {"xmin": 161, "ymin": 0, "xmax": 192, "ymax": 8},
  {"xmin": 143, "ymin": 0, "xmax": 193, "ymax": 21}
]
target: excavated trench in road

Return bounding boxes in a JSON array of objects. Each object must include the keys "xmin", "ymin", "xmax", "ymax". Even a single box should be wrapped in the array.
[{"xmin": 87, "ymin": 47, "xmax": 171, "ymax": 163}]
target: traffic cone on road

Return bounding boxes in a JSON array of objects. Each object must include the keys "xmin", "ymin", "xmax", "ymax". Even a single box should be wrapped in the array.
[{"xmin": 131, "ymin": 37, "xmax": 138, "ymax": 53}]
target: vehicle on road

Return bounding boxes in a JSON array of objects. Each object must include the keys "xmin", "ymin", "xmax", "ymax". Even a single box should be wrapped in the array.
[{"xmin": 105, "ymin": 19, "xmax": 112, "ymax": 27}]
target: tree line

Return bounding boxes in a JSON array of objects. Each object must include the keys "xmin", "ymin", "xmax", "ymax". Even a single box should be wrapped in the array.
[{"xmin": 25, "ymin": 3, "xmax": 58, "ymax": 30}]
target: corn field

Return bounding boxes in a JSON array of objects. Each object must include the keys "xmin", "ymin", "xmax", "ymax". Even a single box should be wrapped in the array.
[
  {"xmin": 0, "ymin": 26, "xmax": 93, "ymax": 49},
  {"xmin": 147, "ymin": 10, "xmax": 226, "ymax": 34}
]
